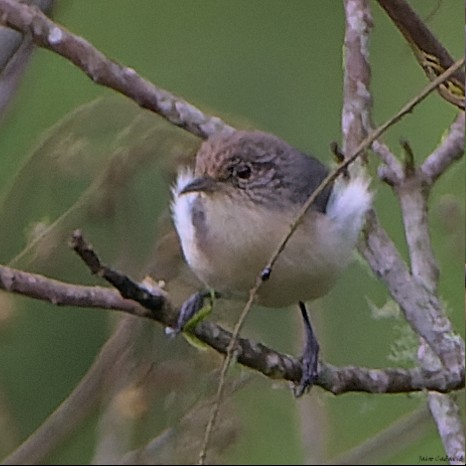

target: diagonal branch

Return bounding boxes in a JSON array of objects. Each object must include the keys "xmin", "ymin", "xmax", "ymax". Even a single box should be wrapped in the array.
[
  {"xmin": 377, "ymin": 0, "xmax": 465, "ymax": 109},
  {"xmin": 0, "ymin": 0, "xmax": 53, "ymax": 120},
  {"xmin": 0, "ymin": 0, "xmax": 234, "ymax": 139},
  {"xmin": 422, "ymin": 112, "xmax": 465, "ymax": 184}
]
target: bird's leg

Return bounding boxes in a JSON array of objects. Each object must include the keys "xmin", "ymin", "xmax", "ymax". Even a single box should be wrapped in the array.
[{"xmin": 294, "ymin": 301, "xmax": 320, "ymax": 397}]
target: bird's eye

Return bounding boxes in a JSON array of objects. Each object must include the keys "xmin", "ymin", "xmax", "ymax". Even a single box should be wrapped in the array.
[{"xmin": 234, "ymin": 163, "xmax": 252, "ymax": 180}]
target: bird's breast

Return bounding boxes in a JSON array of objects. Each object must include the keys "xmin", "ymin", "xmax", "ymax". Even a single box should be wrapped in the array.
[{"xmin": 172, "ymin": 188, "xmax": 349, "ymax": 307}]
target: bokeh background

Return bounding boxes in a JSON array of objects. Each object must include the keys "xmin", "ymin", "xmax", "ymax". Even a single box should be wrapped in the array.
[{"xmin": 0, "ymin": 1, "xmax": 463, "ymax": 464}]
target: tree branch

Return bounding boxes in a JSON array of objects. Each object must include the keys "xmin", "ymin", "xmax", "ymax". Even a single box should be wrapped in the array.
[
  {"xmin": 0, "ymin": 262, "xmax": 140, "ymax": 315},
  {"xmin": 377, "ymin": 0, "xmax": 465, "ymax": 109},
  {"xmin": 68, "ymin": 230, "xmax": 464, "ymax": 394},
  {"xmin": 396, "ymin": 157, "xmax": 439, "ymax": 292},
  {"xmin": 342, "ymin": 0, "xmax": 373, "ymax": 156},
  {"xmin": 422, "ymin": 112, "xmax": 465, "ymax": 184},
  {"xmin": 0, "ymin": 0, "xmax": 234, "ymax": 139},
  {"xmin": 1, "ymin": 235, "xmax": 462, "ymax": 399},
  {"xmin": 0, "ymin": 0, "xmax": 53, "ymax": 120},
  {"xmin": 428, "ymin": 392, "xmax": 465, "ymax": 466},
  {"xmin": 395, "ymin": 130, "xmax": 465, "ymax": 463},
  {"xmin": 341, "ymin": 0, "xmax": 464, "ymax": 381},
  {"xmin": 361, "ymin": 212, "xmax": 464, "ymax": 378},
  {"xmin": 371, "ymin": 139, "xmax": 403, "ymax": 185},
  {"xmin": 343, "ymin": 3, "xmax": 465, "ymax": 462}
]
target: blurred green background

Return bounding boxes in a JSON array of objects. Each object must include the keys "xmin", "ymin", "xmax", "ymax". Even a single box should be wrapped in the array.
[{"xmin": 0, "ymin": 1, "xmax": 463, "ymax": 464}]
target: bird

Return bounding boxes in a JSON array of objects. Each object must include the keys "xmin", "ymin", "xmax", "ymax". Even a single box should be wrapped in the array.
[{"xmin": 170, "ymin": 130, "xmax": 372, "ymax": 394}]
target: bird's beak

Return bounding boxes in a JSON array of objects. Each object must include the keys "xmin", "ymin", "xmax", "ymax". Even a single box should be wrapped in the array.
[{"xmin": 179, "ymin": 176, "xmax": 219, "ymax": 195}]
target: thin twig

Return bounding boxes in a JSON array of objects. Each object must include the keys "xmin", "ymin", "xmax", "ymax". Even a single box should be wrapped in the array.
[
  {"xmin": 371, "ymin": 140, "xmax": 404, "ymax": 185},
  {"xmin": 70, "ymin": 230, "xmax": 168, "ymax": 314},
  {"xmin": 197, "ymin": 277, "xmax": 259, "ymax": 464}
]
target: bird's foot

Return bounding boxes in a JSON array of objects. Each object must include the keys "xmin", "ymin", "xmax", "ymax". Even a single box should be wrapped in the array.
[{"xmin": 166, "ymin": 290, "xmax": 218, "ymax": 347}]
